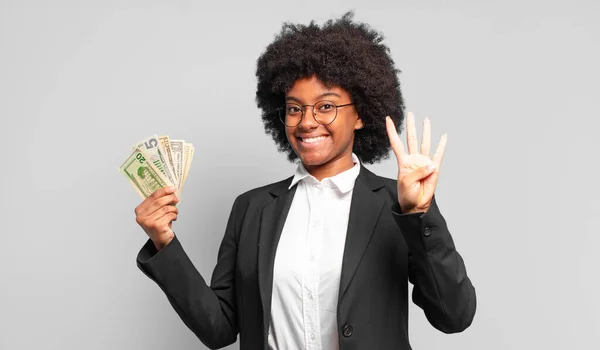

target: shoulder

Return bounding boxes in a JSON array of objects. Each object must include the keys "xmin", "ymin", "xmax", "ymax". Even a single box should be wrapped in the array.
[
  {"xmin": 375, "ymin": 173, "xmax": 398, "ymax": 203},
  {"xmin": 376, "ymin": 173, "xmax": 397, "ymax": 188},
  {"xmin": 232, "ymin": 175, "xmax": 294, "ymax": 209},
  {"xmin": 360, "ymin": 165, "xmax": 398, "ymax": 195}
]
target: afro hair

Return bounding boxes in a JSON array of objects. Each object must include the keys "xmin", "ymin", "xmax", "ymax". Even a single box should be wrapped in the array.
[{"xmin": 255, "ymin": 11, "xmax": 406, "ymax": 164}]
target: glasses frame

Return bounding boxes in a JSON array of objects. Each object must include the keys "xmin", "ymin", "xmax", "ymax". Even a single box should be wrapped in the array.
[{"xmin": 277, "ymin": 100, "xmax": 355, "ymax": 127}]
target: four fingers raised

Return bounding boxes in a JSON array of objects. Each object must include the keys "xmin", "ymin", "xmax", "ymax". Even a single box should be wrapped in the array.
[{"xmin": 385, "ymin": 113, "xmax": 446, "ymax": 167}]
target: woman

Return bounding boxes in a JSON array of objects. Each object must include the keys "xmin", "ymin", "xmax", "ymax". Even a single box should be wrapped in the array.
[{"xmin": 134, "ymin": 12, "xmax": 476, "ymax": 350}]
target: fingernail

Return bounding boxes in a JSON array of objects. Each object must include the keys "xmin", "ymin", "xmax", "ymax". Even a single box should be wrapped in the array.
[
  {"xmin": 428, "ymin": 164, "xmax": 437, "ymax": 170},
  {"xmin": 168, "ymin": 186, "xmax": 176, "ymax": 191}
]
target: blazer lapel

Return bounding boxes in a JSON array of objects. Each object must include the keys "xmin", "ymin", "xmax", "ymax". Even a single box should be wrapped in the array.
[
  {"xmin": 257, "ymin": 177, "xmax": 297, "ymax": 340},
  {"xmin": 338, "ymin": 164, "xmax": 387, "ymax": 302}
]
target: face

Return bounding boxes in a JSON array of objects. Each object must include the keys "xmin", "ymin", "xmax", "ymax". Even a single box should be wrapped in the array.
[{"xmin": 284, "ymin": 75, "xmax": 363, "ymax": 168}]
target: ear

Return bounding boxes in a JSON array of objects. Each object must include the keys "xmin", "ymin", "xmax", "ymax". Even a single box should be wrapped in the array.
[{"xmin": 354, "ymin": 117, "xmax": 364, "ymax": 130}]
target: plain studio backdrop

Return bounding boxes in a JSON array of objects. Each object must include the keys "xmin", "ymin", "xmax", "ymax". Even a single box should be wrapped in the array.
[{"xmin": 1, "ymin": 0, "xmax": 599, "ymax": 349}]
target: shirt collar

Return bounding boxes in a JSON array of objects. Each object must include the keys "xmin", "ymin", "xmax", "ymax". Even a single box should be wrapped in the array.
[{"xmin": 288, "ymin": 153, "xmax": 361, "ymax": 194}]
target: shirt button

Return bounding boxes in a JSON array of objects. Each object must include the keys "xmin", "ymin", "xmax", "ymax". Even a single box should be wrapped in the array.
[
  {"xmin": 423, "ymin": 227, "xmax": 431, "ymax": 237},
  {"xmin": 342, "ymin": 324, "xmax": 353, "ymax": 337},
  {"xmin": 310, "ymin": 333, "xmax": 315, "ymax": 341},
  {"xmin": 308, "ymin": 291, "xmax": 313, "ymax": 299}
]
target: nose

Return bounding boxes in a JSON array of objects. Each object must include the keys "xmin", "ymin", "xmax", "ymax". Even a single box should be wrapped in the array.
[{"xmin": 296, "ymin": 106, "xmax": 318, "ymax": 130}]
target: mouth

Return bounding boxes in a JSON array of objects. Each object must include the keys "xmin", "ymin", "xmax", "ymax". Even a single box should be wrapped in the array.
[{"xmin": 296, "ymin": 135, "xmax": 329, "ymax": 149}]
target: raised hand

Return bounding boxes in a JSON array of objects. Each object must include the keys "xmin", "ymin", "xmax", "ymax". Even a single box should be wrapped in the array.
[
  {"xmin": 134, "ymin": 186, "xmax": 180, "ymax": 251},
  {"xmin": 385, "ymin": 112, "xmax": 447, "ymax": 214}
]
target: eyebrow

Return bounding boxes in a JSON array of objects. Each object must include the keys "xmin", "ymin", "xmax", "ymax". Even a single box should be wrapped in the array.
[{"xmin": 286, "ymin": 92, "xmax": 342, "ymax": 103}]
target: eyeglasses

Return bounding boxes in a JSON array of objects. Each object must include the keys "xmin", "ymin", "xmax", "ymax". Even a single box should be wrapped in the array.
[{"xmin": 277, "ymin": 100, "xmax": 355, "ymax": 127}]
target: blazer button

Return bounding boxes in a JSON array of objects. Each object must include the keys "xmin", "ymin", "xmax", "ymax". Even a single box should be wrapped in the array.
[
  {"xmin": 423, "ymin": 227, "xmax": 431, "ymax": 237},
  {"xmin": 342, "ymin": 324, "xmax": 353, "ymax": 337}
]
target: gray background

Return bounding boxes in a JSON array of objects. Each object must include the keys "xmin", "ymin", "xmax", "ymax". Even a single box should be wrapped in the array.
[{"xmin": 1, "ymin": 0, "xmax": 599, "ymax": 349}]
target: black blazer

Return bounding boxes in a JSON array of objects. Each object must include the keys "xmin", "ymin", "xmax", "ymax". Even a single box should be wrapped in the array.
[{"xmin": 137, "ymin": 164, "xmax": 476, "ymax": 350}]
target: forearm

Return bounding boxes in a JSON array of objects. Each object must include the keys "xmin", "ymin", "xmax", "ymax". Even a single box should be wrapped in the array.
[
  {"xmin": 137, "ymin": 235, "xmax": 238, "ymax": 348},
  {"xmin": 392, "ymin": 195, "xmax": 476, "ymax": 333}
]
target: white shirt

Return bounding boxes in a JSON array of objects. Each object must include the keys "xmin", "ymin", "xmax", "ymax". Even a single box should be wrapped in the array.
[{"xmin": 267, "ymin": 153, "xmax": 361, "ymax": 350}]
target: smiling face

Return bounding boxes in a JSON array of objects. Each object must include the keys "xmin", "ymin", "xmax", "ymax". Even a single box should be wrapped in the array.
[{"xmin": 284, "ymin": 75, "xmax": 363, "ymax": 177}]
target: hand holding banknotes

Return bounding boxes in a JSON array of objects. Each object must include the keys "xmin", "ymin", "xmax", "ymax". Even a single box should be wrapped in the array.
[
  {"xmin": 135, "ymin": 186, "xmax": 180, "ymax": 250},
  {"xmin": 119, "ymin": 134, "xmax": 194, "ymax": 250}
]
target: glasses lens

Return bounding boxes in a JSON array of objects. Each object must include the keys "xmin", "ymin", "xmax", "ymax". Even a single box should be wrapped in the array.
[
  {"xmin": 314, "ymin": 100, "xmax": 337, "ymax": 125},
  {"xmin": 280, "ymin": 103, "xmax": 302, "ymax": 126}
]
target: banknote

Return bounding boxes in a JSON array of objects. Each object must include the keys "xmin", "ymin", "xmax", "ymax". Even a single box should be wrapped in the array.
[
  {"xmin": 158, "ymin": 135, "xmax": 177, "ymax": 184},
  {"xmin": 119, "ymin": 148, "xmax": 171, "ymax": 199},
  {"xmin": 135, "ymin": 135, "xmax": 176, "ymax": 187},
  {"xmin": 121, "ymin": 135, "xmax": 194, "ymax": 200},
  {"xmin": 170, "ymin": 139, "xmax": 184, "ymax": 189},
  {"xmin": 181, "ymin": 143, "xmax": 193, "ymax": 192}
]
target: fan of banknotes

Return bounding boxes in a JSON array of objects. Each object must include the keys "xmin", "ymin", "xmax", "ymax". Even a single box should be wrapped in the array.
[{"xmin": 119, "ymin": 135, "xmax": 194, "ymax": 199}]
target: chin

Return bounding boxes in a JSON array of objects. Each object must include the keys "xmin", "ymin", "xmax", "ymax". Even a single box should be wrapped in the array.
[{"xmin": 296, "ymin": 150, "xmax": 331, "ymax": 166}]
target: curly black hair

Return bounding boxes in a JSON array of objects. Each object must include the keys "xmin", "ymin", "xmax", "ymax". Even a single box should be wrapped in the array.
[{"xmin": 255, "ymin": 11, "xmax": 405, "ymax": 164}]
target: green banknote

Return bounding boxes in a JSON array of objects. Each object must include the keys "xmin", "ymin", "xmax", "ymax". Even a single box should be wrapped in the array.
[{"xmin": 120, "ymin": 148, "xmax": 170, "ymax": 199}]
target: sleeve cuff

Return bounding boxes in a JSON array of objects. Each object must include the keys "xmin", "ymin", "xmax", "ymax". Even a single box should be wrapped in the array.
[
  {"xmin": 136, "ymin": 233, "xmax": 182, "ymax": 271},
  {"xmin": 391, "ymin": 195, "xmax": 449, "ymax": 251}
]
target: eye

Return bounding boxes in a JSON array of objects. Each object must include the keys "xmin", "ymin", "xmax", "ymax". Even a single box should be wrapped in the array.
[
  {"xmin": 318, "ymin": 103, "xmax": 335, "ymax": 112},
  {"xmin": 286, "ymin": 105, "xmax": 301, "ymax": 114}
]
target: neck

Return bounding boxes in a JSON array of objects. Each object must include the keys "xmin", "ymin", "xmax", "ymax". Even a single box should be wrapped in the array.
[{"xmin": 303, "ymin": 152, "xmax": 356, "ymax": 182}]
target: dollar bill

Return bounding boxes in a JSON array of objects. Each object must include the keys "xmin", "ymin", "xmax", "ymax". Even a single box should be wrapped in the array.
[
  {"xmin": 121, "ymin": 134, "xmax": 194, "ymax": 202},
  {"xmin": 119, "ymin": 148, "xmax": 171, "ymax": 199},
  {"xmin": 180, "ymin": 143, "xmax": 194, "ymax": 192},
  {"xmin": 170, "ymin": 139, "xmax": 184, "ymax": 189},
  {"xmin": 158, "ymin": 135, "xmax": 177, "ymax": 185},
  {"xmin": 135, "ymin": 135, "xmax": 176, "ymax": 187}
]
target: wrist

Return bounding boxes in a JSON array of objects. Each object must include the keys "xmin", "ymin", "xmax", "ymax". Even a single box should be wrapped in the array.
[
  {"xmin": 400, "ymin": 204, "xmax": 429, "ymax": 214},
  {"xmin": 153, "ymin": 232, "xmax": 174, "ymax": 251}
]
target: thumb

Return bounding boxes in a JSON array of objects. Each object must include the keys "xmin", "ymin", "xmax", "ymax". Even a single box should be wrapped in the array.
[{"xmin": 405, "ymin": 163, "xmax": 436, "ymax": 184}]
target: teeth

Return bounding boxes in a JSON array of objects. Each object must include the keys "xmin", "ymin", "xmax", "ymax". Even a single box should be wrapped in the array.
[{"xmin": 303, "ymin": 136, "xmax": 327, "ymax": 143}]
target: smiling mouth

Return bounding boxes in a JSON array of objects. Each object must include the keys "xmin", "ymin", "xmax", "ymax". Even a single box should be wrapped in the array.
[{"xmin": 299, "ymin": 135, "xmax": 328, "ymax": 143}]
